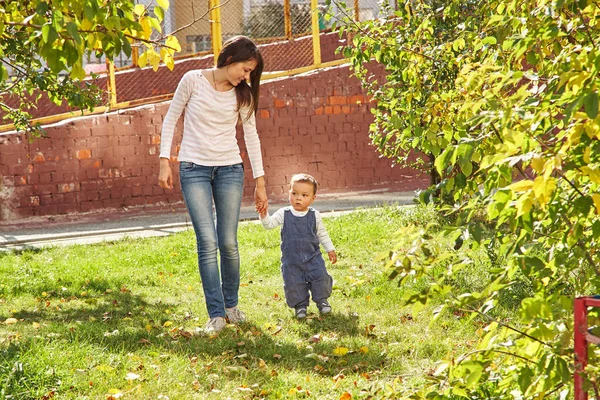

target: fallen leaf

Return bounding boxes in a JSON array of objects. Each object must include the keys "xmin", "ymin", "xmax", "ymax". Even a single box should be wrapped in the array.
[
  {"xmin": 340, "ymin": 392, "xmax": 352, "ymax": 400},
  {"xmin": 4, "ymin": 318, "xmax": 18, "ymax": 325},
  {"xmin": 309, "ymin": 334, "xmax": 321, "ymax": 343},
  {"xmin": 163, "ymin": 321, "xmax": 173, "ymax": 327},
  {"xmin": 273, "ymin": 353, "xmax": 282, "ymax": 359},
  {"xmin": 270, "ymin": 326, "xmax": 282, "ymax": 336},
  {"xmin": 333, "ymin": 347, "xmax": 349, "ymax": 356},
  {"xmin": 124, "ymin": 372, "xmax": 140, "ymax": 381},
  {"xmin": 258, "ymin": 359, "xmax": 267, "ymax": 370},
  {"xmin": 138, "ymin": 339, "xmax": 151, "ymax": 344},
  {"xmin": 359, "ymin": 346, "xmax": 369, "ymax": 354},
  {"xmin": 95, "ymin": 365, "xmax": 115, "ymax": 373}
]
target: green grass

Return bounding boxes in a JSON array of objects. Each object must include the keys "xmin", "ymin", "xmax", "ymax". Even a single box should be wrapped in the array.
[{"xmin": 0, "ymin": 206, "xmax": 479, "ymax": 399}]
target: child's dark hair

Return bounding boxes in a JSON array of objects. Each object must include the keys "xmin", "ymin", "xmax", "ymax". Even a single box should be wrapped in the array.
[
  {"xmin": 217, "ymin": 36, "xmax": 264, "ymax": 121},
  {"xmin": 290, "ymin": 173, "xmax": 318, "ymax": 195}
]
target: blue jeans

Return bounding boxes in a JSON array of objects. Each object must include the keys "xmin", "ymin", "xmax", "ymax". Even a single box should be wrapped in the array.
[{"xmin": 179, "ymin": 162, "xmax": 244, "ymax": 318}]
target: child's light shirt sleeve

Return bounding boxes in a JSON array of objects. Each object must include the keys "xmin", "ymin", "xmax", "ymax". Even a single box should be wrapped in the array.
[
  {"xmin": 314, "ymin": 210, "xmax": 335, "ymax": 252},
  {"xmin": 260, "ymin": 207, "xmax": 285, "ymax": 229}
]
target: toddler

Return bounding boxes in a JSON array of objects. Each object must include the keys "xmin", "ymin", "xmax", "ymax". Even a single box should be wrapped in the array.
[{"xmin": 259, "ymin": 173, "xmax": 337, "ymax": 319}]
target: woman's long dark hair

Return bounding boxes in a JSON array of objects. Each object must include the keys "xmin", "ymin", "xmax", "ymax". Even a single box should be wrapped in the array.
[{"xmin": 217, "ymin": 36, "xmax": 264, "ymax": 121}]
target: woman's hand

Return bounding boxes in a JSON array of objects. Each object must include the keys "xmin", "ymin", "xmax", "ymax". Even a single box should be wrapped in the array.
[
  {"xmin": 254, "ymin": 176, "xmax": 268, "ymax": 215},
  {"xmin": 158, "ymin": 158, "xmax": 173, "ymax": 189}
]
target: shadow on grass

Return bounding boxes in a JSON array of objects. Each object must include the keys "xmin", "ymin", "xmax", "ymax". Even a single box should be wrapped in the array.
[{"xmin": 1, "ymin": 289, "xmax": 384, "ymax": 377}]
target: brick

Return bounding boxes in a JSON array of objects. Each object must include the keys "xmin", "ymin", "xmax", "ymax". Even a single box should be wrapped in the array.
[
  {"xmin": 329, "ymin": 96, "xmax": 348, "ymax": 105},
  {"xmin": 76, "ymin": 149, "xmax": 92, "ymax": 159},
  {"xmin": 260, "ymin": 110, "xmax": 270, "ymax": 119}
]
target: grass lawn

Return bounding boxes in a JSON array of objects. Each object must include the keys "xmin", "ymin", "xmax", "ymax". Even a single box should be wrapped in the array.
[{"xmin": 0, "ymin": 206, "xmax": 479, "ymax": 399}]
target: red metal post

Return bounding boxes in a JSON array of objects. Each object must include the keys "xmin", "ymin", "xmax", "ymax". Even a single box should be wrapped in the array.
[{"xmin": 574, "ymin": 297, "xmax": 588, "ymax": 400}]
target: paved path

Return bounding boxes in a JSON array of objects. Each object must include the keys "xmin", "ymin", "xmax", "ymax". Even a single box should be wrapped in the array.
[{"xmin": 0, "ymin": 189, "xmax": 417, "ymax": 251}]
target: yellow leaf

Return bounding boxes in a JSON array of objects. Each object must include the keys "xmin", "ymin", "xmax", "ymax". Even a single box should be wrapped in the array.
[
  {"xmin": 133, "ymin": 4, "xmax": 145, "ymax": 16},
  {"xmin": 333, "ymin": 347, "xmax": 349, "ymax": 356},
  {"xmin": 584, "ymin": 147, "xmax": 591, "ymax": 164},
  {"xmin": 165, "ymin": 35, "xmax": 181, "ymax": 52},
  {"xmin": 530, "ymin": 156, "xmax": 545, "ymax": 173},
  {"xmin": 516, "ymin": 192, "xmax": 534, "ymax": 217},
  {"xmin": 509, "ymin": 180, "xmax": 534, "ymax": 192},
  {"xmin": 140, "ymin": 17, "xmax": 152, "ymax": 39},
  {"xmin": 581, "ymin": 166, "xmax": 600, "ymax": 184},
  {"xmin": 288, "ymin": 387, "xmax": 298, "ymax": 395},
  {"xmin": 340, "ymin": 392, "xmax": 353, "ymax": 400},
  {"xmin": 541, "ymin": 277, "xmax": 550, "ymax": 286},
  {"xmin": 359, "ymin": 346, "xmax": 369, "ymax": 354},
  {"xmin": 156, "ymin": 0, "xmax": 169, "ymax": 10},
  {"xmin": 592, "ymin": 194, "xmax": 600, "ymax": 214},
  {"xmin": 138, "ymin": 51, "xmax": 148, "ymax": 68},
  {"xmin": 163, "ymin": 321, "xmax": 173, "ymax": 327},
  {"xmin": 95, "ymin": 364, "xmax": 115, "ymax": 373},
  {"xmin": 532, "ymin": 176, "xmax": 556, "ymax": 209}
]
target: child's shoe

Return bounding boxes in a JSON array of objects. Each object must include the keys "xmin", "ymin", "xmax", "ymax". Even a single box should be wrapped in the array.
[
  {"xmin": 295, "ymin": 307, "xmax": 307, "ymax": 319},
  {"xmin": 317, "ymin": 301, "xmax": 332, "ymax": 315}
]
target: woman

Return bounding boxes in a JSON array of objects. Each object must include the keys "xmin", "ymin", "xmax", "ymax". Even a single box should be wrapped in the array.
[{"xmin": 158, "ymin": 36, "xmax": 268, "ymax": 334}]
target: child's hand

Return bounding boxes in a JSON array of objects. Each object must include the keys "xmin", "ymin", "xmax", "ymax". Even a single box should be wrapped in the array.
[
  {"xmin": 257, "ymin": 204, "xmax": 268, "ymax": 219},
  {"xmin": 328, "ymin": 251, "xmax": 337, "ymax": 264}
]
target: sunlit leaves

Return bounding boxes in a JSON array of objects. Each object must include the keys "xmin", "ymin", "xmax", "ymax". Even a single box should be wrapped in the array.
[
  {"xmin": 337, "ymin": 0, "xmax": 600, "ymax": 397},
  {"xmin": 1, "ymin": 0, "xmax": 180, "ymax": 136}
]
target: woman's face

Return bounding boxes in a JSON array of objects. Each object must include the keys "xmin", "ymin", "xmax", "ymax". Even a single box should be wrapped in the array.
[{"xmin": 226, "ymin": 59, "xmax": 258, "ymax": 86}]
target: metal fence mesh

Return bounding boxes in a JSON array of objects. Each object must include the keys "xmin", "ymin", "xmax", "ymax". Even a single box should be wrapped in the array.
[{"xmin": 1, "ymin": 0, "xmax": 388, "ymax": 126}]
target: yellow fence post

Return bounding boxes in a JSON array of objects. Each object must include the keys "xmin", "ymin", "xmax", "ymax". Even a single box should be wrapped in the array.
[
  {"xmin": 354, "ymin": 0, "xmax": 360, "ymax": 22},
  {"xmin": 284, "ymin": 0, "xmax": 292, "ymax": 41},
  {"xmin": 105, "ymin": 58, "xmax": 117, "ymax": 107},
  {"xmin": 311, "ymin": 0, "xmax": 321, "ymax": 65},
  {"xmin": 131, "ymin": 46, "xmax": 139, "ymax": 68},
  {"xmin": 209, "ymin": 0, "xmax": 223, "ymax": 65}
]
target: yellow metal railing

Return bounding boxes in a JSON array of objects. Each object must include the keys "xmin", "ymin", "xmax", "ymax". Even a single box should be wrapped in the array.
[{"xmin": 0, "ymin": 0, "xmax": 386, "ymax": 133}]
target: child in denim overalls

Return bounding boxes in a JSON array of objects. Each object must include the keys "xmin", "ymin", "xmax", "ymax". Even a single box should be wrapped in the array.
[{"xmin": 259, "ymin": 174, "xmax": 337, "ymax": 319}]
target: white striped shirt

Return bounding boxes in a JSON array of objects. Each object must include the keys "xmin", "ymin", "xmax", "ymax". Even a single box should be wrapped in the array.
[{"xmin": 159, "ymin": 69, "xmax": 264, "ymax": 178}]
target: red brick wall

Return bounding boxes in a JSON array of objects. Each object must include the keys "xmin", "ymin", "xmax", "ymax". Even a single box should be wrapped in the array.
[{"xmin": 0, "ymin": 64, "xmax": 428, "ymax": 222}]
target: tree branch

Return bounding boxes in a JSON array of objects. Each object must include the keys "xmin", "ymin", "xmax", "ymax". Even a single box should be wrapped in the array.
[{"xmin": 460, "ymin": 305, "xmax": 552, "ymax": 348}]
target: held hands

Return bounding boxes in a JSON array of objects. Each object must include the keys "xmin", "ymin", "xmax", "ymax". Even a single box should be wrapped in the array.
[
  {"xmin": 158, "ymin": 158, "xmax": 173, "ymax": 189},
  {"xmin": 328, "ymin": 251, "xmax": 337, "ymax": 264},
  {"xmin": 254, "ymin": 177, "xmax": 268, "ymax": 217}
]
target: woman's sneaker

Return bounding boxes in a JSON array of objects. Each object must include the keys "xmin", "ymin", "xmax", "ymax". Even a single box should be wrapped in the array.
[
  {"xmin": 317, "ymin": 301, "xmax": 332, "ymax": 315},
  {"xmin": 205, "ymin": 317, "xmax": 227, "ymax": 334},
  {"xmin": 225, "ymin": 307, "xmax": 246, "ymax": 324},
  {"xmin": 295, "ymin": 307, "xmax": 307, "ymax": 319}
]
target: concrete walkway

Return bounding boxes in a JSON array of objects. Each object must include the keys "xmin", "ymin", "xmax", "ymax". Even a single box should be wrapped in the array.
[{"xmin": 0, "ymin": 188, "xmax": 418, "ymax": 251}]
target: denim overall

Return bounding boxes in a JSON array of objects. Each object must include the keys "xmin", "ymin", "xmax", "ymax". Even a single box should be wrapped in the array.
[{"xmin": 280, "ymin": 209, "xmax": 333, "ymax": 309}]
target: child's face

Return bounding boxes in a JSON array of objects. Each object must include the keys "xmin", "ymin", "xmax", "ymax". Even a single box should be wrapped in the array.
[{"xmin": 289, "ymin": 181, "xmax": 316, "ymax": 212}]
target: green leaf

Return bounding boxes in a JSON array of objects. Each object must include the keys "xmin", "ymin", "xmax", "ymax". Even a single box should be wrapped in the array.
[
  {"xmin": 584, "ymin": 91, "xmax": 599, "ymax": 119},
  {"xmin": 65, "ymin": 22, "xmax": 81, "ymax": 44},
  {"xmin": 41, "ymin": 24, "xmax": 57, "ymax": 44},
  {"xmin": 154, "ymin": 6, "xmax": 164, "ymax": 22},
  {"xmin": 481, "ymin": 36, "xmax": 497, "ymax": 45}
]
